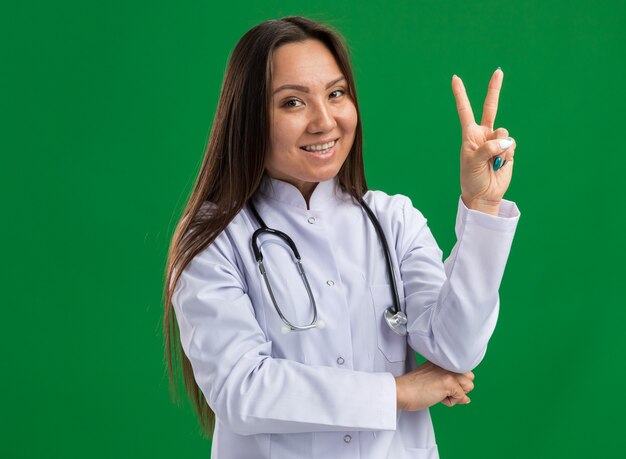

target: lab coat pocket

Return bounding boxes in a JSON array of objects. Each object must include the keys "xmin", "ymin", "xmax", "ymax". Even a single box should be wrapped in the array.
[{"xmin": 370, "ymin": 283, "xmax": 407, "ymax": 363}]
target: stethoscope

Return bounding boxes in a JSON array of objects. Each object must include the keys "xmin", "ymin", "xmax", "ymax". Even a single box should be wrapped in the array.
[{"xmin": 248, "ymin": 197, "xmax": 408, "ymax": 335}]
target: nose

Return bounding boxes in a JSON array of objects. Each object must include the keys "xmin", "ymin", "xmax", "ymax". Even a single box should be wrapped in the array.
[{"xmin": 307, "ymin": 102, "xmax": 337, "ymax": 134}]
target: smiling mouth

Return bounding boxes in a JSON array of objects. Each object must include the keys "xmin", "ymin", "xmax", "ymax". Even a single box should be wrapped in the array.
[{"xmin": 299, "ymin": 138, "xmax": 339, "ymax": 153}]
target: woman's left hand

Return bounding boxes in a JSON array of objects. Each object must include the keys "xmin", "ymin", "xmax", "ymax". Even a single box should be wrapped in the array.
[{"xmin": 452, "ymin": 69, "xmax": 515, "ymax": 216}]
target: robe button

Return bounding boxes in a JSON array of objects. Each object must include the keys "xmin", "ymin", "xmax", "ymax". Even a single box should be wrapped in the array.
[
  {"xmin": 344, "ymin": 434, "xmax": 352, "ymax": 443},
  {"xmin": 336, "ymin": 357, "xmax": 345, "ymax": 365},
  {"xmin": 326, "ymin": 280, "xmax": 335, "ymax": 286},
  {"xmin": 307, "ymin": 217, "xmax": 315, "ymax": 224}
]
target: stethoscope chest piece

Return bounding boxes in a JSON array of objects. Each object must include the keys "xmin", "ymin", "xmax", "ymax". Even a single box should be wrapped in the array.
[{"xmin": 383, "ymin": 307, "xmax": 408, "ymax": 336}]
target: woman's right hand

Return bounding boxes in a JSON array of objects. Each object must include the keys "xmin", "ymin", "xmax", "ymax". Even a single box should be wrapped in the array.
[{"xmin": 395, "ymin": 361, "xmax": 475, "ymax": 411}]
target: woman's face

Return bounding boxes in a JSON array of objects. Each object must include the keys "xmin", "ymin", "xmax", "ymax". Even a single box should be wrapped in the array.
[{"xmin": 266, "ymin": 39, "xmax": 358, "ymax": 196}]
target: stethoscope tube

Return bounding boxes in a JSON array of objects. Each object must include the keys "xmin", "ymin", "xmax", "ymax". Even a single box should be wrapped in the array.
[
  {"xmin": 358, "ymin": 198, "xmax": 408, "ymax": 335},
  {"xmin": 249, "ymin": 202, "xmax": 319, "ymax": 332},
  {"xmin": 358, "ymin": 197, "xmax": 402, "ymax": 316}
]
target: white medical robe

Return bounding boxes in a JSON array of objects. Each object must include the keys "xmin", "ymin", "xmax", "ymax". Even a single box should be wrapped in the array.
[{"xmin": 172, "ymin": 174, "xmax": 521, "ymax": 458}]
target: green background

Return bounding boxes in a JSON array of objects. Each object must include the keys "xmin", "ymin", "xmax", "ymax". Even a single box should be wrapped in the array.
[{"xmin": 3, "ymin": 0, "xmax": 624, "ymax": 457}]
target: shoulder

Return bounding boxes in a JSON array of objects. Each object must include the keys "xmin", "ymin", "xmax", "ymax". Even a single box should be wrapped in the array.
[
  {"xmin": 356, "ymin": 191, "xmax": 441, "ymax": 260},
  {"xmin": 361, "ymin": 189, "xmax": 433, "ymax": 258},
  {"xmin": 183, "ymin": 201, "xmax": 250, "ymax": 275},
  {"xmin": 362, "ymin": 189, "xmax": 428, "ymax": 226},
  {"xmin": 363, "ymin": 188, "xmax": 407, "ymax": 207},
  {"xmin": 195, "ymin": 201, "xmax": 250, "ymax": 232}
]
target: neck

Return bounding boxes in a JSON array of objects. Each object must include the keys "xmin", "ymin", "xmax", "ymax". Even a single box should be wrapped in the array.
[{"xmin": 299, "ymin": 182, "xmax": 319, "ymax": 208}]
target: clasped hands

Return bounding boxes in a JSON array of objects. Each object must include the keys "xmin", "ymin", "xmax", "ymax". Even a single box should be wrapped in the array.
[{"xmin": 395, "ymin": 360, "xmax": 475, "ymax": 411}]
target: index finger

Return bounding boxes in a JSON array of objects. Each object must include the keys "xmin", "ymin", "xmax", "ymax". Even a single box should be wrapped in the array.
[
  {"xmin": 452, "ymin": 75, "xmax": 475, "ymax": 130},
  {"xmin": 481, "ymin": 68, "xmax": 503, "ymax": 130}
]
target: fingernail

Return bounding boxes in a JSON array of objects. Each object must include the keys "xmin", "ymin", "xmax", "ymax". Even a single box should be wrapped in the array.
[
  {"xmin": 497, "ymin": 66, "xmax": 502, "ymax": 71},
  {"xmin": 498, "ymin": 137, "xmax": 513, "ymax": 150},
  {"xmin": 493, "ymin": 157, "xmax": 502, "ymax": 171},
  {"xmin": 466, "ymin": 398, "xmax": 471, "ymax": 404}
]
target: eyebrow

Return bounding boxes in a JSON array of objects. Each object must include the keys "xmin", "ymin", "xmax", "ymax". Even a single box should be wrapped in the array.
[{"xmin": 272, "ymin": 76, "xmax": 346, "ymax": 95}]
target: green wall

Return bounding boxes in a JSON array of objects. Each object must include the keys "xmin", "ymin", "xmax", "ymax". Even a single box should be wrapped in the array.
[{"xmin": 3, "ymin": 0, "xmax": 624, "ymax": 457}]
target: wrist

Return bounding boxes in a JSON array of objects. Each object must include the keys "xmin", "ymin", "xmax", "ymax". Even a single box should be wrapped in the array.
[
  {"xmin": 395, "ymin": 376, "xmax": 404, "ymax": 411},
  {"xmin": 462, "ymin": 195, "xmax": 501, "ymax": 216}
]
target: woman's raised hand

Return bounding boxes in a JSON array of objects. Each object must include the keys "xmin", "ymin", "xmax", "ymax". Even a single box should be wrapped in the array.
[
  {"xmin": 395, "ymin": 361, "xmax": 475, "ymax": 411},
  {"xmin": 451, "ymin": 69, "xmax": 515, "ymax": 215}
]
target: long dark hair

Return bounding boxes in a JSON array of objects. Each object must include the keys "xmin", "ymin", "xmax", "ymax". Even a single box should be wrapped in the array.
[{"xmin": 163, "ymin": 16, "xmax": 367, "ymax": 438}]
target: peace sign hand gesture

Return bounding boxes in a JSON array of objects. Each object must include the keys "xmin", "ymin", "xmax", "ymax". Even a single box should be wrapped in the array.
[{"xmin": 452, "ymin": 69, "xmax": 515, "ymax": 216}]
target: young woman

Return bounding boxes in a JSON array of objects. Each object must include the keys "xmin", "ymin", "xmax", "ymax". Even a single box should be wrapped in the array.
[{"xmin": 163, "ymin": 16, "xmax": 520, "ymax": 458}]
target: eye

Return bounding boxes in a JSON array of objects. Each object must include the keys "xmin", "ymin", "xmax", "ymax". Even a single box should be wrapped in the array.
[
  {"xmin": 282, "ymin": 98, "xmax": 303, "ymax": 108},
  {"xmin": 330, "ymin": 89, "xmax": 345, "ymax": 98}
]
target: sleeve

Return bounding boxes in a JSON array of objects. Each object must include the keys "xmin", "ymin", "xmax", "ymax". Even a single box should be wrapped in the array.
[
  {"xmin": 399, "ymin": 195, "xmax": 521, "ymax": 373},
  {"xmin": 172, "ymin": 226, "xmax": 397, "ymax": 435}
]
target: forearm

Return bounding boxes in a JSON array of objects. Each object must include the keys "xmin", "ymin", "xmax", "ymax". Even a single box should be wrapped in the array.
[
  {"xmin": 203, "ymin": 353, "xmax": 398, "ymax": 435},
  {"xmin": 404, "ymin": 198, "xmax": 520, "ymax": 373}
]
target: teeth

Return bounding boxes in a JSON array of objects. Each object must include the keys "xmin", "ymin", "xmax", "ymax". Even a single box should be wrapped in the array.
[{"xmin": 302, "ymin": 139, "xmax": 336, "ymax": 151}]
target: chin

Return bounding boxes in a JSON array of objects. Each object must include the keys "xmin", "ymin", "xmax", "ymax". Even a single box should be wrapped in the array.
[{"xmin": 306, "ymin": 167, "xmax": 342, "ymax": 183}]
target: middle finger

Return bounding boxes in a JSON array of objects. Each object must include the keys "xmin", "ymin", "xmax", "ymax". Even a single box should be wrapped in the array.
[{"xmin": 481, "ymin": 68, "xmax": 503, "ymax": 130}]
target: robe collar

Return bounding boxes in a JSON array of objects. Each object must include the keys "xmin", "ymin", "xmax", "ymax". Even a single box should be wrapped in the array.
[{"xmin": 257, "ymin": 174, "xmax": 343, "ymax": 210}]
